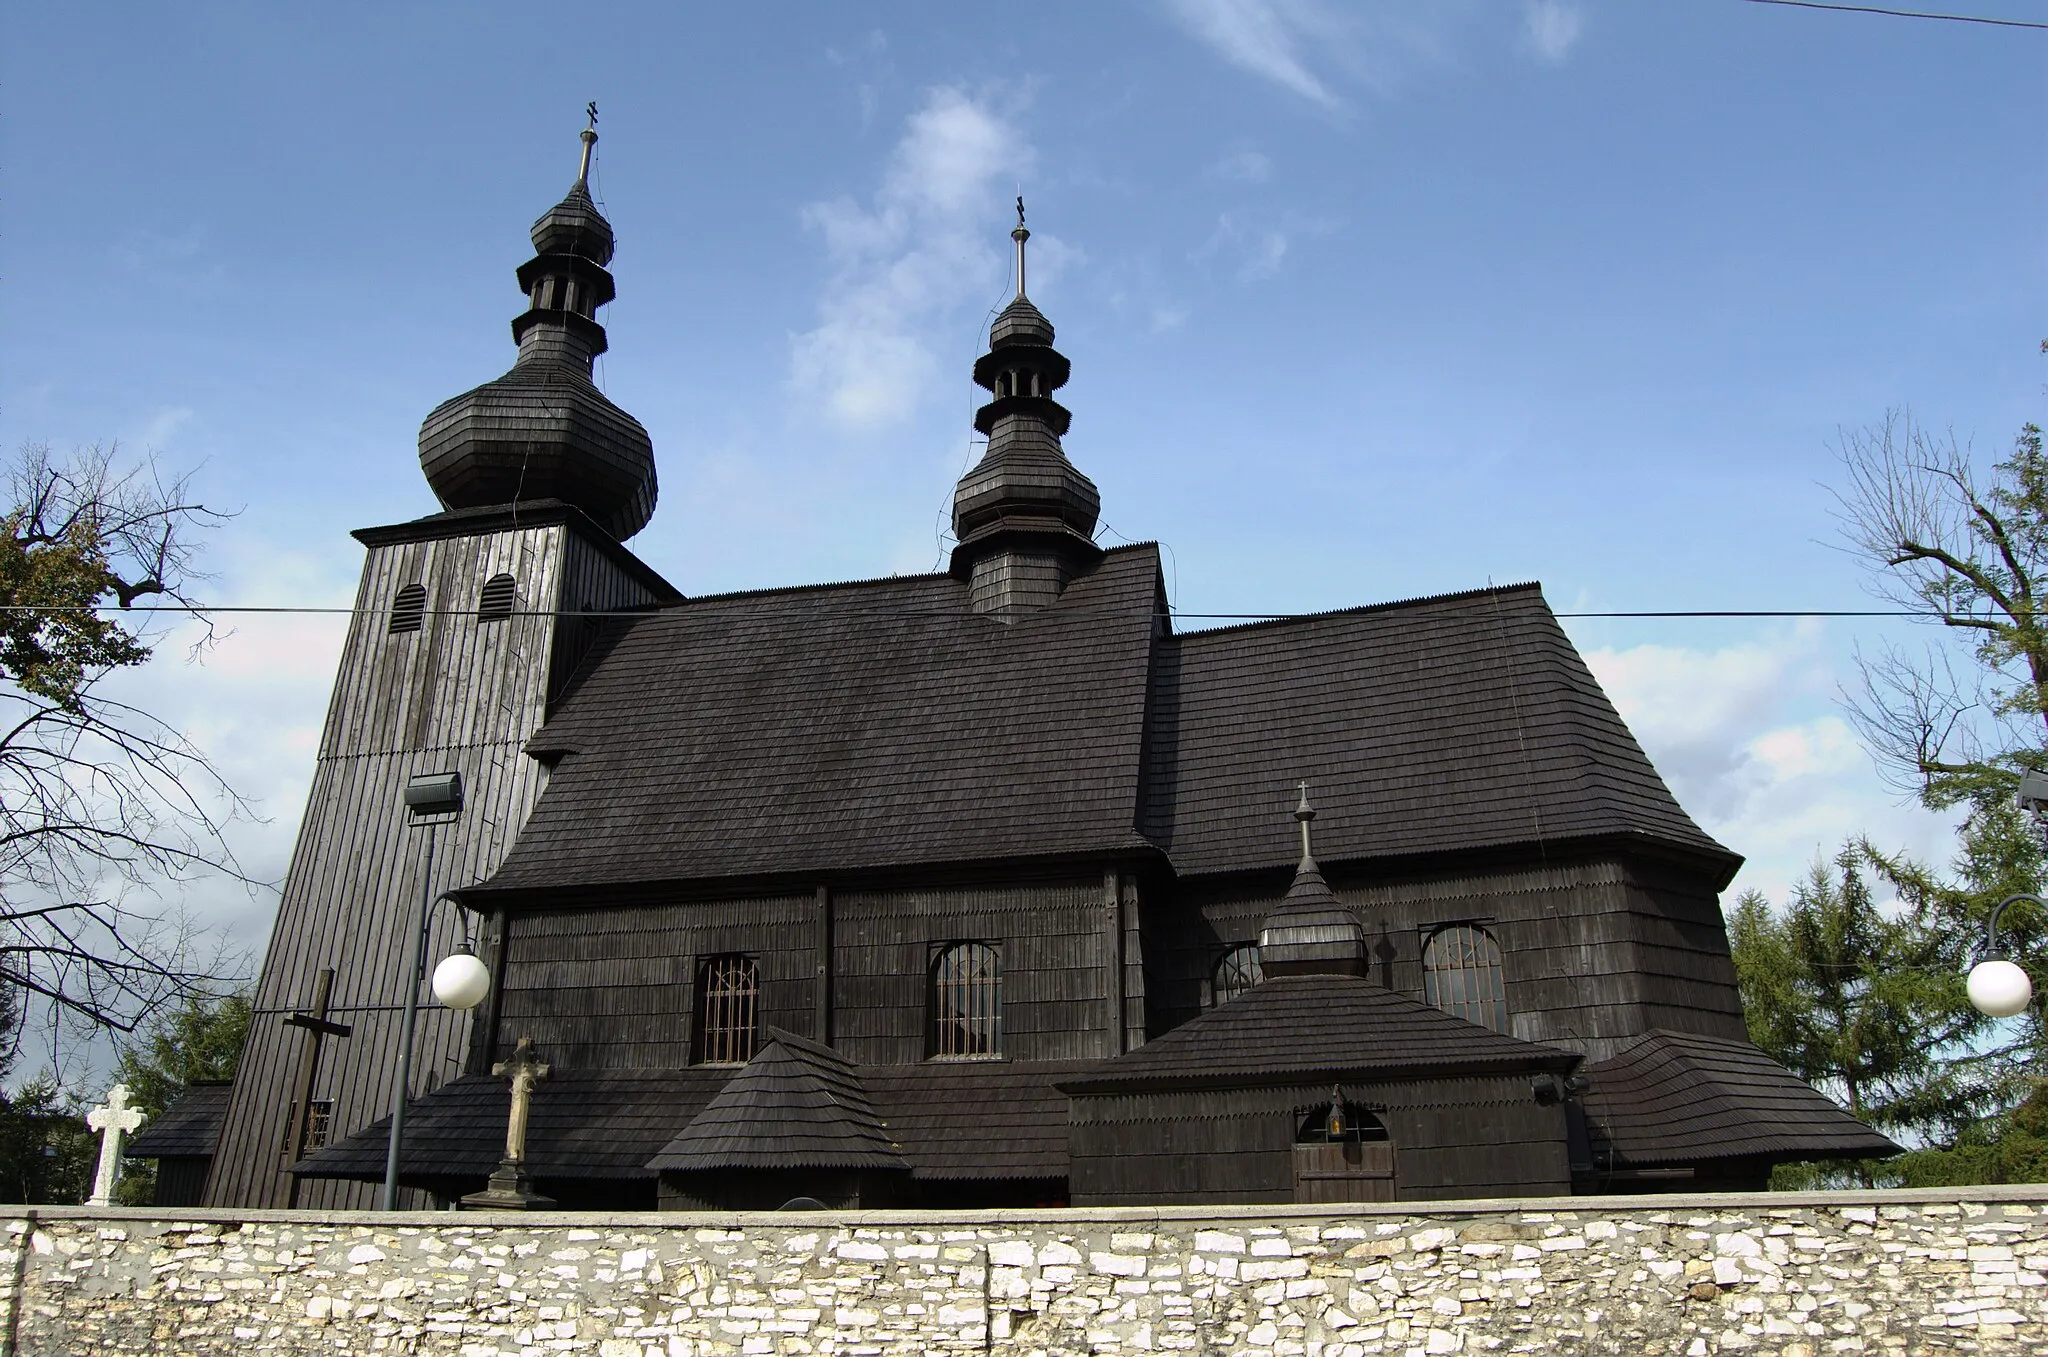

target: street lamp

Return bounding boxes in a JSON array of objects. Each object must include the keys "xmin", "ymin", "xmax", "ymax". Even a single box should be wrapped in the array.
[
  {"xmin": 380, "ymin": 772, "xmax": 492, "ymax": 1211},
  {"xmin": 1964, "ymin": 769, "xmax": 2048, "ymax": 1020}
]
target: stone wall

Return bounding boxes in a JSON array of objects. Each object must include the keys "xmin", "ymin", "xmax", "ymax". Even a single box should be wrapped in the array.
[{"xmin": 3, "ymin": 1187, "xmax": 2046, "ymax": 1356}]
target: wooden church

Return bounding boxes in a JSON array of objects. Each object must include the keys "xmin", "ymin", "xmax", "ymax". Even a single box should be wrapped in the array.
[{"xmin": 181, "ymin": 124, "xmax": 1894, "ymax": 1212}]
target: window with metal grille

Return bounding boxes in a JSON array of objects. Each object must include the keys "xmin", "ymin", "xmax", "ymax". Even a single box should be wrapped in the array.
[
  {"xmin": 280, "ymin": 1099, "xmax": 335, "ymax": 1157},
  {"xmin": 478, "ymin": 573, "xmax": 517, "ymax": 622},
  {"xmin": 695, "ymin": 955, "xmax": 759, "ymax": 1065},
  {"xmin": 1211, "ymin": 943, "xmax": 1263, "ymax": 1007},
  {"xmin": 389, "ymin": 583, "xmax": 427, "ymax": 634},
  {"xmin": 1422, "ymin": 924, "xmax": 1509, "ymax": 1033},
  {"xmin": 929, "ymin": 942, "xmax": 1001, "ymax": 1058}
]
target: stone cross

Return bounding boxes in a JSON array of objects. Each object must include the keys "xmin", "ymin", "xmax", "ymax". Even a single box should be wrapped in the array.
[
  {"xmin": 86, "ymin": 1084, "xmax": 146, "ymax": 1206},
  {"xmin": 492, "ymin": 1036, "xmax": 550, "ymax": 1166}
]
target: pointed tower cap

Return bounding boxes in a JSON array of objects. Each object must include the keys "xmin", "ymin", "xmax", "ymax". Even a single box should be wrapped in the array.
[{"xmin": 1258, "ymin": 782, "xmax": 1367, "ymax": 977}]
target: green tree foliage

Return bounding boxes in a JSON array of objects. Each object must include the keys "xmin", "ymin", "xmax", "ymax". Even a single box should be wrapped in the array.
[
  {"xmin": 0, "ymin": 1075, "xmax": 94, "ymax": 1205},
  {"xmin": 0, "ymin": 441, "xmax": 246, "ymax": 1056},
  {"xmin": 1730, "ymin": 847, "xmax": 1978, "ymax": 1176},
  {"xmin": 107, "ymin": 988, "xmax": 250, "ymax": 1205}
]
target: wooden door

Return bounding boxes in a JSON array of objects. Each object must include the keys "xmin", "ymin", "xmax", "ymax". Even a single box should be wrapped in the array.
[{"xmin": 1292, "ymin": 1140, "xmax": 1395, "ymax": 1203}]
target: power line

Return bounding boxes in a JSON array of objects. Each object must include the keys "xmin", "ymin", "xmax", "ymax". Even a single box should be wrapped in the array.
[
  {"xmin": 1742, "ymin": 0, "xmax": 2048, "ymax": 29},
  {"xmin": 0, "ymin": 603, "xmax": 1945, "ymax": 620}
]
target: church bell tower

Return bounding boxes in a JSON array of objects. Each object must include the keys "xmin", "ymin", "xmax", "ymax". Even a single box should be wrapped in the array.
[{"xmin": 206, "ymin": 115, "xmax": 679, "ymax": 1209}]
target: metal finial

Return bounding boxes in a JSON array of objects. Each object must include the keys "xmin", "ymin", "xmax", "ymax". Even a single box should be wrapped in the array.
[
  {"xmin": 577, "ymin": 103, "xmax": 599, "ymax": 185},
  {"xmin": 1294, "ymin": 781, "xmax": 1316, "ymax": 861},
  {"xmin": 1011, "ymin": 194, "xmax": 1030, "ymax": 299}
]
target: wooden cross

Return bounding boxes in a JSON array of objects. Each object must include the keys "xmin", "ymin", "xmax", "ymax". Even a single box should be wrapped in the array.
[
  {"xmin": 492, "ymin": 1036, "xmax": 550, "ymax": 1166},
  {"xmin": 86, "ymin": 1084, "xmax": 146, "ymax": 1206},
  {"xmin": 282, "ymin": 967, "xmax": 352, "ymax": 1206}
]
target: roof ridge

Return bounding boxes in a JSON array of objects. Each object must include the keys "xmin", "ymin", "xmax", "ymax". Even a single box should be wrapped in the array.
[
  {"xmin": 650, "ymin": 541, "xmax": 1164, "ymax": 611},
  {"xmin": 1172, "ymin": 581, "xmax": 1546, "ymax": 640}
]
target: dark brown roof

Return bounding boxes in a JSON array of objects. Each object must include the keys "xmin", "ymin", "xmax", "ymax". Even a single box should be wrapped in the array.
[
  {"xmin": 291, "ymin": 1068, "xmax": 729, "ymax": 1181},
  {"xmin": 867, "ymin": 1060, "xmax": 1093, "ymax": 1180},
  {"xmin": 296, "ymin": 1059, "xmax": 1092, "ymax": 1185},
  {"xmin": 475, "ymin": 546, "xmax": 1164, "ymax": 895},
  {"xmin": 1579, "ymin": 1029, "xmax": 1901, "ymax": 1167},
  {"xmin": 123, "ymin": 1081, "xmax": 231, "ymax": 1160},
  {"xmin": 1144, "ymin": 585, "xmax": 1736, "ymax": 881},
  {"xmin": 1061, "ymin": 975, "xmax": 1578, "ymax": 1094},
  {"xmin": 647, "ymin": 1029, "xmax": 905, "ymax": 1173}
]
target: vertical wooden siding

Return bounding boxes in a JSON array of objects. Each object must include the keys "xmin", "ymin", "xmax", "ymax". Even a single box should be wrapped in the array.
[
  {"xmin": 207, "ymin": 523, "xmax": 660, "ymax": 1209},
  {"xmin": 1154, "ymin": 855, "xmax": 1747, "ymax": 1065},
  {"xmin": 1068, "ymin": 1075, "xmax": 1570, "ymax": 1205}
]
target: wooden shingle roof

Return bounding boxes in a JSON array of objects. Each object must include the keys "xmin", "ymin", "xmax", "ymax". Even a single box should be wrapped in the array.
[
  {"xmin": 476, "ymin": 546, "xmax": 1164, "ymax": 895},
  {"xmin": 646, "ymin": 1029, "xmax": 904, "ymax": 1173},
  {"xmin": 1060, "ymin": 975, "xmax": 1579, "ymax": 1095},
  {"xmin": 1143, "ymin": 584, "xmax": 1737, "ymax": 880},
  {"xmin": 295, "ymin": 1059, "xmax": 1089, "ymax": 1184},
  {"xmin": 469, "ymin": 559, "xmax": 1728, "ymax": 899},
  {"xmin": 1579, "ymin": 1028, "xmax": 1900, "ymax": 1167},
  {"xmin": 123, "ymin": 1081, "xmax": 231, "ymax": 1160}
]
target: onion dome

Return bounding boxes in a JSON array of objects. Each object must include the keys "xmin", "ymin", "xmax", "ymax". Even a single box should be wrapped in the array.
[
  {"xmin": 950, "ymin": 200, "xmax": 1101, "ymax": 616},
  {"xmin": 1258, "ymin": 786, "xmax": 1367, "ymax": 978},
  {"xmin": 417, "ymin": 113, "xmax": 657, "ymax": 542}
]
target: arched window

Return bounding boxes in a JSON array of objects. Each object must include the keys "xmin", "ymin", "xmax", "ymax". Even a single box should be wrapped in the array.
[
  {"xmin": 1422, "ymin": 924, "xmax": 1509, "ymax": 1033},
  {"xmin": 478, "ymin": 573, "xmax": 516, "ymax": 622},
  {"xmin": 1211, "ymin": 943, "xmax": 1263, "ymax": 1008},
  {"xmin": 388, "ymin": 583, "xmax": 427, "ymax": 635},
  {"xmin": 930, "ymin": 942, "xmax": 1001, "ymax": 1058},
  {"xmin": 695, "ymin": 955, "xmax": 759, "ymax": 1065}
]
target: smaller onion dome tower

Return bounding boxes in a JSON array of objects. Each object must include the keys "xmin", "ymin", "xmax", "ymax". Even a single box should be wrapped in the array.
[
  {"xmin": 417, "ymin": 112, "xmax": 657, "ymax": 541},
  {"xmin": 950, "ymin": 199, "xmax": 1102, "ymax": 619},
  {"xmin": 1258, "ymin": 785, "xmax": 1368, "ymax": 978}
]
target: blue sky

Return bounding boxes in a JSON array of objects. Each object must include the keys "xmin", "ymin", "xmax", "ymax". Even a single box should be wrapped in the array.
[{"xmin": 2, "ymin": 1, "xmax": 2043, "ymax": 996}]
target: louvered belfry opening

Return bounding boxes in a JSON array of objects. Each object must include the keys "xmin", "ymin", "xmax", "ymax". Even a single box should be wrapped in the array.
[
  {"xmin": 695, "ymin": 955, "xmax": 760, "ymax": 1065},
  {"xmin": 388, "ymin": 583, "xmax": 427, "ymax": 634},
  {"xmin": 478, "ymin": 573, "xmax": 517, "ymax": 622},
  {"xmin": 929, "ymin": 942, "xmax": 1002, "ymax": 1058},
  {"xmin": 1422, "ymin": 924, "xmax": 1510, "ymax": 1033},
  {"xmin": 1211, "ymin": 943, "xmax": 1263, "ymax": 1007}
]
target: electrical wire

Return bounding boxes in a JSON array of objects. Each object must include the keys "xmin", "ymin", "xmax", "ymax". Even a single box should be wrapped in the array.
[
  {"xmin": 1741, "ymin": 0, "xmax": 2048, "ymax": 29},
  {"xmin": 0, "ymin": 603, "xmax": 1953, "ymax": 620}
]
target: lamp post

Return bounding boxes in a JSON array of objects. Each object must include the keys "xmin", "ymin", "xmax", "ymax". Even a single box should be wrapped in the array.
[
  {"xmin": 380, "ymin": 772, "xmax": 492, "ymax": 1211},
  {"xmin": 1964, "ymin": 768, "xmax": 2048, "ymax": 1020}
]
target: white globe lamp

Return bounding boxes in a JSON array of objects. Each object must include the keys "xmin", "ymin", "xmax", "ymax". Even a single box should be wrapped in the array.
[
  {"xmin": 431, "ymin": 948, "xmax": 492, "ymax": 1011},
  {"xmin": 1967, "ymin": 958, "xmax": 2033, "ymax": 1019}
]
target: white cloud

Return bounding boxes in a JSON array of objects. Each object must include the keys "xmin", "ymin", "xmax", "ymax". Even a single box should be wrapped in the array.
[
  {"xmin": 790, "ymin": 88, "xmax": 1033, "ymax": 433},
  {"xmin": 1583, "ymin": 625, "xmax": 1953, "ymax": 908},
  {"xmin": 1522, "ymin": 1, "xmax": 1584, "ymax": 63},
  {"xmin": 1207, "ymin": 146, "xmax": 1274, "ymax": 184},
  {"xmin": 1163, "ymin": 0, "xmax": 1345, "ymax": 109}
]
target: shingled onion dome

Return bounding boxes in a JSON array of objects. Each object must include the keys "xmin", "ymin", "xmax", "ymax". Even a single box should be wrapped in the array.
[
  {"xmin": 417, "ymin": 115, "xmax": 657, "ymax": 541},
  {"xmin": 1258, "ymin": 786, "xmax": 1368, "ymax": 978},
  {"xmin": 950, "ymin": 200, "xmax": 1103, "ymax": 619}
]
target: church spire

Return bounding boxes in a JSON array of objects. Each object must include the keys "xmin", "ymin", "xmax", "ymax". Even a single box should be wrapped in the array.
[
  {"xmin": 950, "ymin": 199, "xmax": 1102, "ymax": 620},
  {"xmin": 416, "ymin": 109, "xmax": 658, "ymax": 541},
  {"xmin": 1258, "ymin": 783, "xmax": 1367, "ymax": 978}
]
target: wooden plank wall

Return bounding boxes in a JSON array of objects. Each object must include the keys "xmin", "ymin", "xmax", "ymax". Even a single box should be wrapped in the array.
[
  {"xmin": 1067, "ymin": 1074, "xmax": 1570, "ymax": 1206},
  {"xmin": 834, "ymin": 879, "xmax": 1112, "ymax": 1066},
  {"xmin": 483, "ymin": 877, "xmax": 1118, "ymax": 1073},
  {"xmin": 492, "ymin": 895, "xmax": 815, "ymax": 1070},
  {"xmin": 207, "ymin": 522, "xmax": 660, "ymax": 1210},
  {"xmin": 1152, "ymin": 853, "xmax": 1748, "ymax": 1064}
]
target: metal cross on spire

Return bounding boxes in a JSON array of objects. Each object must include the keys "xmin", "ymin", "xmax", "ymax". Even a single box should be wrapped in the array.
[
  {"xmin": 1012, "ymin": 194, "xmax": 1030, "ymax": 299},
  {"xmin": 577, "ymin": 103, "xmax": 599, "ymax": 186},
  {"xmin": 1295, "ymin": 780, "xmax": 1317, "ymax": 862}
]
